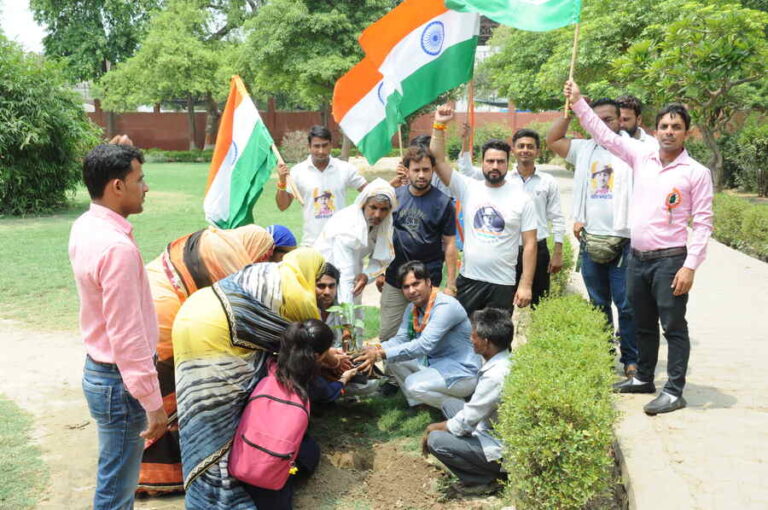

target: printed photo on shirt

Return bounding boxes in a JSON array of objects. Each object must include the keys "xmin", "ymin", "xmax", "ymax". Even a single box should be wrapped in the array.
[
  {"xmin": 312, "ymin": 189, "xmax": 335, "ymax": 219},
  {"xmin": 590, "ymin": 161, "xmax": 614, "ymax": 199},
  {"xmin": 473, "ymin": 204, "xmax": 505, "ymax": 239}
]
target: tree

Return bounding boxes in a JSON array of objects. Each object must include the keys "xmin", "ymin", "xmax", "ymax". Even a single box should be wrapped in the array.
[
  {"xmin": 30, "ymin": 0, "xmax": 161, "ymax": 136},
  {"xmin": 481, "ymin": 0, "xmax": 662, "ymax": 111},
  {"xmin": 98, "ymin": 1, "xmax": 226, "ymax": 149},
  {"xmin": 613, "ymin": 2, "xmax": 768, "ymax": 190},
  {"xmin": 0, "ymin": 35, "xmax": 101, "ymax": 214},
  {"xmin": 241, "ymin": 0, "xmax": 397, "ymax": 120},
  {"xmin": 30, "ymin": 0, "xmax": 161, "ymax": 81}
]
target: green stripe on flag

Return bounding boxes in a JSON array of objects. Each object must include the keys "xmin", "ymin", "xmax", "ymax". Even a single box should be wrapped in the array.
[
  {"xmin": 358, "ymin": 119, "xmax": 395, "ymax": 165},
  {"xmin": 356, "ymin": 37, "xmax": 478, "ymax": 164},
  {"xmin": 446, "ymin": 0, "xmax": 581, "ymax": 32},
  {"xmin": 218, "ymin": 121, "xmax": 277, "ymax": 229}
]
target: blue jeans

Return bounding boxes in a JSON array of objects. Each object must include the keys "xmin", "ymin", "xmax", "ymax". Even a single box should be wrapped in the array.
[
  {"xmin": 580, "ymin": 243, "xmax": 638, "ymax": 366},
  {"xmin": 83, "ymin": 356, "xmax": 147, "ymax": 510}
]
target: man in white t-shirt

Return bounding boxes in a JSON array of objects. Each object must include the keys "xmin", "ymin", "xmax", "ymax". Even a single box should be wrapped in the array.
[
  {"xmin": 276, "ymin": 125, "xmax": 367, "ymax": 246},
  {"xmin": 617, "ymin": 95, "xmax": 659, "ymax": 150},
  {"xmin": 547, "ymin": 98, "xmax": 638, "ymax": 377},
  {"xmin": 430, "ymin": 105, "xmax": 538, "ymax": 317}
]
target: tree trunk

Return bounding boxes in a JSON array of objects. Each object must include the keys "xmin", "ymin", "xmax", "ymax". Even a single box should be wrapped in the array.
[
  {"xmin": 186, "ymin": 95, "xmax": 200, "ymax": 150},
  {"xmin": 106, "ymin": 110, "xmax": 117, "ymax": 140},
  {"xmin": 340, "ymin": 132, "xmax": 352, "ymax": 161},
  {"xmin": 700, "ymin": 125, "xmax": 723, "ymax": 192},
  {"xmin": 320, "ymin": 102, "xmax": 331, "ymax": 127},
  {"xmin": 204, "ymin": 92, "xmax": 220, "ymax": 150}
]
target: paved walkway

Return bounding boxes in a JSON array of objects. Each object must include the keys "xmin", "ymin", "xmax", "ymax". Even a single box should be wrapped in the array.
[{"xmin": 546, "ymin": 166, "xmax": 768, "ymax": 510}]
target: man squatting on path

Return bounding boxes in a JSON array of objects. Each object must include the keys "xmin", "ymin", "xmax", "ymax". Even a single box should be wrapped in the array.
[
  {"xmin": 564, "ymin": 79, "xmax": 714, "ymax": 415},
  {"xmin": 422, "ymin": 307, "xmax": 513, "ymax": 492},
  {"xmin": 69, "ymin": 144, "xmax": 168, "ymax": 509}
]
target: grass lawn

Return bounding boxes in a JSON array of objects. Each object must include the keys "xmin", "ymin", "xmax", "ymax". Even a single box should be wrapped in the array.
[
  {"xmin": 0, "ymin": 162, "xmax": 381, "ymax": 332},
  {"xmin": 0, "ymin": 396, "xmax": 46, "ymax": 509}
]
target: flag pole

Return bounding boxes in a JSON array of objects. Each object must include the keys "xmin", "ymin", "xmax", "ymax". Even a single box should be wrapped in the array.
[
  {"xmin": 271, "ymin": 143, "xmax": 304, "ymax": 205},
  {"xmin": 563, "ymin": 23, "xmax": 581, "ymax": 118},
  {"xmin": 467, "ymin": 79, "xmax": 476, "ymax": 161},
  {"xmin": 397, "ymin": 124, "xmax": 404, "ymax": 158}
]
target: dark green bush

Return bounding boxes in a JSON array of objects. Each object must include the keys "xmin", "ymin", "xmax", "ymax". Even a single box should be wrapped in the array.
[
  {"xmin": 735, "ymin": 120, "xmax": 768, "ymax": 197},
  {"xmin": 142, "ymin": 148, "xmax": 214, "ymax": 163},
  {"xmin": 498, "ymin": 294, "xmax": 617, "ymax": 509},
  {"xmin": 0, "ymin": 36, "xmax": 100, "ymax": 215},
  {"xmin": 713, "ymin": 193, "xmax": 768, "ymax": 261}
]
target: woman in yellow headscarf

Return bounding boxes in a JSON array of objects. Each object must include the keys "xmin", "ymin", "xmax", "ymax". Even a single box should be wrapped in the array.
[
  {"xmin": 138, "ymin": 224, "xmax": 295, "ymax": 496},
  {"xmin": 172, "ymin": 248, "xmax": 327, "ymax": 509}
]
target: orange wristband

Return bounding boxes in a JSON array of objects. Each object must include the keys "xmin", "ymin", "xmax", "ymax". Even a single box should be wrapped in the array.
[{"xmin": 433, "ymin": 122, "xmax": 447, "ymax": 131}]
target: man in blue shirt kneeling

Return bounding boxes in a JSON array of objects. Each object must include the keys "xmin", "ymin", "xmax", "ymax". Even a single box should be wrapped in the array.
[{"xmin": 356, "ymin": 261, "xmax": 480, "ymax": 409}]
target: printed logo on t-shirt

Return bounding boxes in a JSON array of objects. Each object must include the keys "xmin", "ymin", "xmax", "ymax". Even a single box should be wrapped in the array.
[
  {"xmin": 399, "ymin": 208, "xmax": 426, "ymax": 237},
  {"xmin": 590, "ymin": 161, "xmax": 614, "ymax": 199},
  {"xmin": 473, "ymin": 204, "xmax": 505, "ymax": 239},
  {"xmin": 312, "ymin": 188, "xmax": 335, "ymax": 219}
]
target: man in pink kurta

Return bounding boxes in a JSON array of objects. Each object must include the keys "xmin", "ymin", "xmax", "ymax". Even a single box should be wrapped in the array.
[
  {"xmin": 565, "ymin": 80, "xmax": 714, "ymax": 415},
  {"xmin": 69, "ymin": 143, "xmax": 167, "ymax": 509}
]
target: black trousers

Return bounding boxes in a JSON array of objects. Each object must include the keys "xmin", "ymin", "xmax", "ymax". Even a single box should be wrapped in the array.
[
  {"xmin": 512, "ymin": 239, "xmax": 550, "ymax": 308},
  {"xmin": 627, "ymin": 253, "xmax": 689, "ymax": 397},
  {"xmin": 242, "ymin": 436, "xmax": 320, "ymax": 510},
  {"xmin": 456, "ymin": 274, "xmax": 516, "ymax": 317}
]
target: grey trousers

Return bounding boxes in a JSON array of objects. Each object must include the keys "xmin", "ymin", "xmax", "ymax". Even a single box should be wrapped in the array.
[
  {"xmin": 378, "ymin": 282, "xmax": 410, "ymax": 342},
  {"xmin": 426, "ymin": 399, "xmax": 504, "ymax": 486}
]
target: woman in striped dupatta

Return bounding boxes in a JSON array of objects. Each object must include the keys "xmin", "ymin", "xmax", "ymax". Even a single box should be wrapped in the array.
[
  {"xmin": 173, "ymin": 248, "xmax": 325, "ymax": 510},
  {"xmin": 138, "ymin": 224, "xmax": 295, "ymax": 496}
]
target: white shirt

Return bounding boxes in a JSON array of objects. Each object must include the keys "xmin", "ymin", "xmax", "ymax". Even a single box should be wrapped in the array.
[
  {"xmin": 449, "ymin": 173, "xmax": 537, "ymax": 285},
  {"xmin": 321, "ymin": 226, "xmax": 386, "ymax": 306},
  {"xmin": 509, "ymin": 169, "xmax": 565, "ymax": 243},
  {"xmin": 621, "ymin": 127, "xmax": 660, "ymax": 150},
  {"xmin": 446, "ymin": 349, "xmax": 511, "ymax": 462},
  {"xmin": 567, "ymin": 139, "xmax": 631, "ymax": 238},
  {"xmin": 289, "ymin": 156, "xmax": 367, "ymax": 246}
]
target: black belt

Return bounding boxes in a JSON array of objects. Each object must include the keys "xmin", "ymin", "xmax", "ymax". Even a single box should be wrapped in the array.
[{"xmin": 631, "ymin": 246, "xmax": 687, "ymax": 261}]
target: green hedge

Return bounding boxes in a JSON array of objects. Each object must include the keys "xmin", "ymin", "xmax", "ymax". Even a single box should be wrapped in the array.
[
  {"xmin": 143, "ymin": 148, "xmax": 213, "ymax": 163},
  {"xmin": 548, "ymin": 236, "xmax": 574, "ymax": 299},
  {"xmin": 713, "ymin": 193, "xmax": 768, "ymax": 261},
  {"xmin": 498, "ymin": 294, "xmax": 617, "ymax": 509}
]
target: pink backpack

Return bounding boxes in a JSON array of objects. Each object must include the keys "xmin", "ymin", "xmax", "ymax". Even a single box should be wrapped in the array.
[{"xmin": 229, "ymin": 359, "xmax": 310, "ymax": 490}]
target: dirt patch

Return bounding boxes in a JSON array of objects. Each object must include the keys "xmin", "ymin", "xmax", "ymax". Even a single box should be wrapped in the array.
[{"xmin": 294, "ymin": 438, "xmax": 503, "ymax": 510}]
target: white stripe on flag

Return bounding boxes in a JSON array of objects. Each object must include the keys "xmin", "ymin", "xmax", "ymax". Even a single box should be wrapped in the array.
[
  {"xmin": 378, "ymin": 10, "xmax": 479, "ymax": 95},
  {"xmin": 204, "ymin": 99, "xmax": 259, "ymax": 224}
]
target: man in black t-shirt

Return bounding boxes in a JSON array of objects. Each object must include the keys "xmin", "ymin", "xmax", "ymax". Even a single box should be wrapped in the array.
[{"xmin": 377, "ymin": 145, "xmax": 457, "ymax": 341}]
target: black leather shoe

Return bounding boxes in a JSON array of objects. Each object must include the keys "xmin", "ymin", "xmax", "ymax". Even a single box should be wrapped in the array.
[
  {"xmin": 644, "ymin": 393, "xmax": 686, "ymax": 415},
  {"xmin": 612, "ymin": 377, "xmax": 656, "ymax": 394}
]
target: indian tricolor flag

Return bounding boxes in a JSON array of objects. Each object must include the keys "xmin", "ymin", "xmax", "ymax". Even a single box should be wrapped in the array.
[
  {"xmin": 204, "ymin": 76, "xmax": 276, "ymax": 228},
  {"xmin": 333, "ymin": 0, "xmax": 479, "ymax": 164}
]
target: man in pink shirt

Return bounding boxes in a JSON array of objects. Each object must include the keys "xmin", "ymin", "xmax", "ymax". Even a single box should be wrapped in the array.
[
  {"xmin": 69, "ymin": 144, "xmax": 168, "ymax": 508},
  {"xmin": 564, "ymin": 80, "xmax": 714, "ymax": 415}
]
